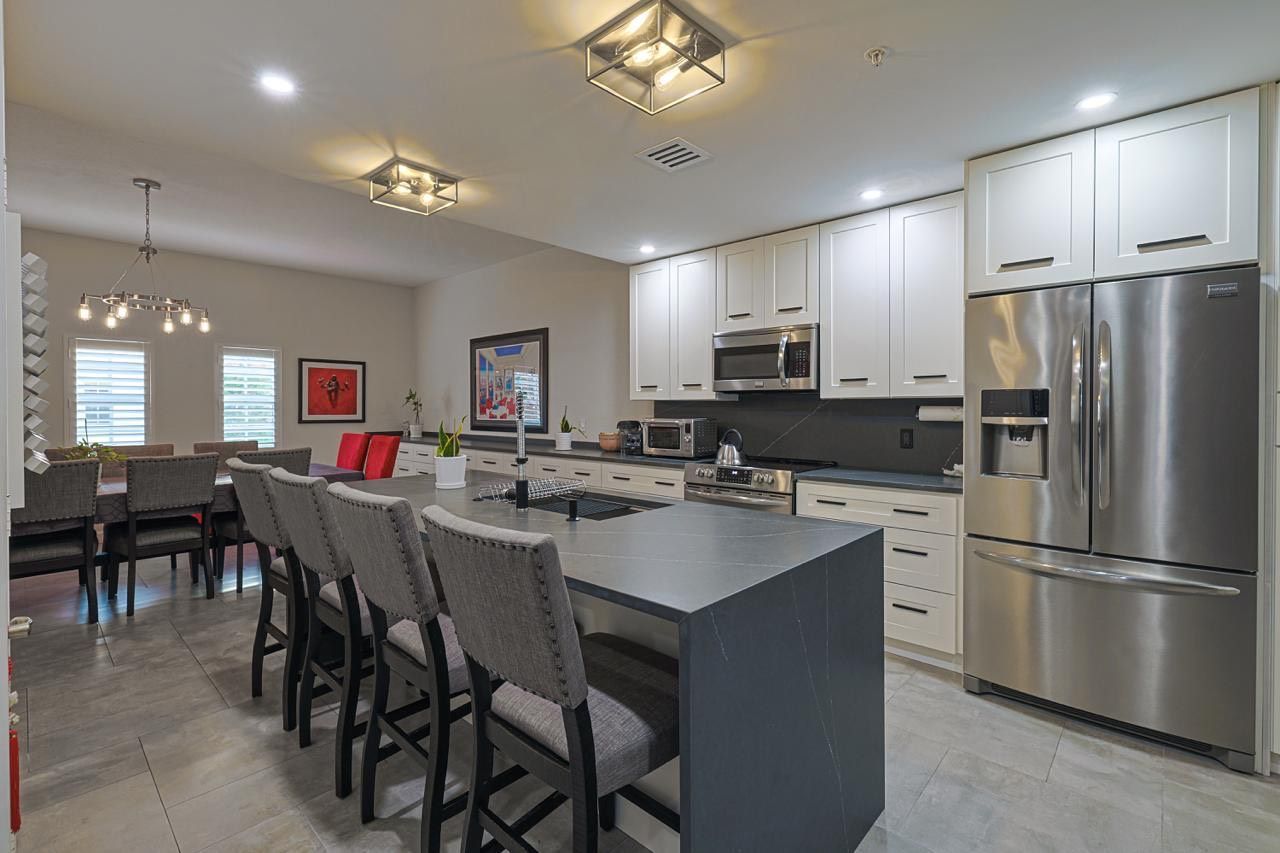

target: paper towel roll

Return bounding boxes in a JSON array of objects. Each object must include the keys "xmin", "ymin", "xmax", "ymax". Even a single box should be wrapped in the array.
[{"xmin": 916, "ymin": 405, "xmax": 963, "ymax": 422}]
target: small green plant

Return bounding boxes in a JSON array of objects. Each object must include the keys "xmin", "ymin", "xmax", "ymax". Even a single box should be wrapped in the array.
[
  {"xmin": 402, "ymin": 388, "xmax": 423, "ymax": 424},
  {"xmin": 435, "ymin": 415, "xmax": 467, "ymax": 458},
  {"xmin": 62, "ymin": 440, "xmax": 127, "ymax": 463},
  {"xmin": 558, "ymin": 406, "xmax": 587, "ymax": 437}
]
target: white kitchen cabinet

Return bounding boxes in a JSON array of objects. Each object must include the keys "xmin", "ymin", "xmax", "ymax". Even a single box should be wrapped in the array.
[
  {"xmin": 966, "ymin": 130, "xmax": 1095, "ymax": 293},
  {"xmin": 534, "ymin": 457, "xmax": 602, "ymax": 487},
  {"xmin": 668, "ymin": 249, "xmax": 718, "ymax": 399},
  {"xmin": 600, "ymin": 462, "xmax": 684, "ymax": 500},
  {"xmin": 819, "ymin": 210, "xmax": 891, "ymax": 398},
  {"xmin": 763, "ymin": 225, "xmax": 820, "ymax": 327},
  {"xmin": 715, "ymin": 237, "xmax": 766, "ymax": 332},
  {"xmin": 890, "ymin": 192, "xmax": 964, "ymax": 397},
  {"xmin": 1095, "ymin": 88, "xmax": 1259, "ymax": 279},
  {"xmin": 629, "ymin": 259, "xmax": 671, "ymax": 400}
]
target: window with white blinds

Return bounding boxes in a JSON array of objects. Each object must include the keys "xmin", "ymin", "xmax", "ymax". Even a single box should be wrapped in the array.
[
  {"xmin": 69, "ymin": 339, "xmax": 150, "ymax": 445},
  {"xmin": 219, "ymin": 346, "xmax": 280, "ymax": 448}
]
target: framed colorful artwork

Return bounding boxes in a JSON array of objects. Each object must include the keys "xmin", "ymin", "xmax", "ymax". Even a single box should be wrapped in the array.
[
  {"xmin": 469, "ymin": 328, "xmax": 548, "ymax": 433},
  {"xmin": 298, "ymin": 358, "xmax": 366, "ymax": 423}
]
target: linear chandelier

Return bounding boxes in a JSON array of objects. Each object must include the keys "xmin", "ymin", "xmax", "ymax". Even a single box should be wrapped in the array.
[{"xmin": 77, "ymin": 178, "xmax": 210, "ymax": 334}]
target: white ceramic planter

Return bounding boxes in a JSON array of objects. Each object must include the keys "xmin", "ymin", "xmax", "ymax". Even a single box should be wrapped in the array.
[
  {"xmin": 555, "ymin": 432, "xmax": 573, "ymax": 451},
  {"xmin": 409, "ymin": 423, "xmax": 423, "ymax": 439},
  {"xmin": 434, "ymin": 454, "xmax": 467, "ymax": 489}
]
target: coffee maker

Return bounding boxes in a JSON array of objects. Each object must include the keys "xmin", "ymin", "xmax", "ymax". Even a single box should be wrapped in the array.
[{"xmin": 616, "ymin": 420, "xmax": 644, "ymax": 456}]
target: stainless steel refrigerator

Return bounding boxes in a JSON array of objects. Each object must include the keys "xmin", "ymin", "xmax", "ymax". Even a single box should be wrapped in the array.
[{"xmin": 963, "ymin": 266, "xmax": 1260, "ymax": 771}]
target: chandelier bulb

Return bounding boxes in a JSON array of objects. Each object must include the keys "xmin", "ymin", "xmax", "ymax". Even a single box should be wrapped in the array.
[
  {"xmin": 115, "ymin": 301, "xmax": 129, "ymax": 319},
  {"xmin": 105, "ymin": 313, "xmax": 119, "ymax": 330},
  {"xmin": 180, "ymin": 305, "xmax": 193, "ymax": 325},
  {"xmin": 163, "ymin": 312, "xmax": 175, "ymax": 334},
  {"xmin": 78, "ymin": 294, "xmax": 92, "ymax": 321},
  {"xmin": 198, "ymin": 311, "xmax": 211, "ymax": 333}
]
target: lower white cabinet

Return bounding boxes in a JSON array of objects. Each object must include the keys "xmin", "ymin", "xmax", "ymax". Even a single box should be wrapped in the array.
[
  {"xmin": 600, "ymin": 462, "xmax": 685, "ymax": 500},
  {"xmin": 394, "ymin": 444, "xmax": 437, "ymax": 477},
  {"xmin": 797, "ymin": 481, "xmax": 960, "ymax": 654},
  {"xmin": 532, "ymin": 457, "xmax": 603, "ymax": 486}
]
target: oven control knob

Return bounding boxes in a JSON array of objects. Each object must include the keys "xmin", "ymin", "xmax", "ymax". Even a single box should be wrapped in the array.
[{"xmin": 765, "ymin": 473, "xmax": 775, "ymax": 484}]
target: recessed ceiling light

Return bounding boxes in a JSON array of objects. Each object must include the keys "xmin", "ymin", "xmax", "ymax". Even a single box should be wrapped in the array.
[
  {"xmin": 639, "ymin": 244, "xmax": 656, "ymax": 255},
  {"xmin": 1075, "ymin": 92, "xmax": 1117, "ymax": 111},
  {"xmin": 258, "ymin": 72, "xmax": 296, "ymax": 96},
  {"xmin": 860, "ymin": 188, "xmax": 884, "ymax": 201}
]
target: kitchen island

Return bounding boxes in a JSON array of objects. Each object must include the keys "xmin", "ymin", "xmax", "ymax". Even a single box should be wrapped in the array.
[{"xmin": 351, "ymin": 471, "xmax": 885, "ymax": 853}]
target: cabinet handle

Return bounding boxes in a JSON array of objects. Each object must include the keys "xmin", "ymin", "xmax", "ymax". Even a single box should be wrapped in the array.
[
  {"xmin": 891, "ymin": 602, "xmax": 929, "ymax": 616},
  {"xmin": 912, "ymin": 374, "xmax": 948, "ymax": 380},
  {"xmin": 481, "ymin": 460, "xmax": 496, "ymax": 465},
  {"xmin": 542, "ymin": 466, "xmax": 557, "ymax": 472},
  {"xmin": 727, "ymin": 312, "xmax": 751, "ymax": 319},
  {"xmin": 892, "ymin": 508, "xmax": 929, "ymax": 516},
  {"xmin": 655, "ymin": 480, "xmax": 676, "ymax": 487},
  {"xmin": 1136, "ymin": 234, "xmax": 1211, "ymax": 253},
  {"xmin": 612, "ymin": 475, "xmax": 632, "ymax": 481},
  {"xmin": 815, "ymin": 498, "xmax": 847, "ymax": 507},
  {"xmin": 776, "ymin": 305, "xmax": 804, "ymax": 313},
  {"xmin": 681, "ymin": 383, "xmax": 703, "ymax": 388},
  {"xmin": 839, "ymin": 377, "xmax": 870, "ymax": 383},
  {"xmin": 891, "ymin": 547, "xmax": 930, "ymax": 558},
  {"xmin": 997, "ymin": 256, "xmax": 1054, "ymax": 272},
  {"xmin": 638, "ymin": 385, "xmax": 659, "ymax": 390},
  {"xmin": 573, "ymin": 471, "xmax": 593, "ymax": 477}
]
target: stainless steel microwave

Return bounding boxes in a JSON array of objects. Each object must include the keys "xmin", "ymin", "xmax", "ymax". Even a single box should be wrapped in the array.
[
  {"xmin": 712, "ymin": 325, "xmax": 817, "ymax": 392},
  {"xmin": 641, "ymin": 418, "xmax": 718, "ymax": 458}
]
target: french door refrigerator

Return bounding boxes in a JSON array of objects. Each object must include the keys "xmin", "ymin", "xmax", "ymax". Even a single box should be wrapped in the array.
[{"xmin": 963, "ymin": 266, "xmax": 1260, "ymax": 771}]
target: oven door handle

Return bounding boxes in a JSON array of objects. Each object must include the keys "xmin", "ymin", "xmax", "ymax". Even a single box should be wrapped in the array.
[{"xmin": 685, "ymin": 484, "xmax": 791, "ymax": 508}]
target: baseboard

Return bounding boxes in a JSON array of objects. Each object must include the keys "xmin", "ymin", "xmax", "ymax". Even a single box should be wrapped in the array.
[{"xmin": 884, "ymin": 639, "xmax": 962, "ymax": 673}]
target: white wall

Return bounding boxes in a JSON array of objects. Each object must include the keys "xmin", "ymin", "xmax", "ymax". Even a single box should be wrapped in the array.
[
  {"xmin": 24, "ymin": 227, "xmax": 417, "ymax": 463},
  {"xmin": 413, "ymin": 247, "xmax": 651, "ymax": 438}
]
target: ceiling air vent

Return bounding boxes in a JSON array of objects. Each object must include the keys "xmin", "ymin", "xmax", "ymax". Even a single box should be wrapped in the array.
[{"xmin": 635, "ymin": 137, "xmax": 712, "ymax": 173}]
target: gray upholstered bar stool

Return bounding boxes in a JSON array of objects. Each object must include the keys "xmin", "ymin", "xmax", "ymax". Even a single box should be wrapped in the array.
[
  {"xmin": 214, "ymin": 447, "xmax": 312, "ymax": 592},
  {"xmin": 226, "ymin": 457, "xmax": 307, "ymax": 731},
  {"xmin": 269, "ymin": 468, "xmax": 373, "ymax": 798},
  {"xmin": 328, "ymin": 483, "xmax": 525, "ymax": 852},
  {"xmin": 422, "ymin": 505, "xmax": 681, "ymax": 853}
]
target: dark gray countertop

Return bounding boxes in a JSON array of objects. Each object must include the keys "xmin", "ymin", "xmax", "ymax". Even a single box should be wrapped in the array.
[
  {"xmin": 398, "ymin": 436, "xmax": 690, "ymax": 470},
  {"xmin": 347, "ymin": 471, "xmax": 880, "ymax": 623},
  {"xmin": 796, "ymin": 467, "xmax": 964, "ymax": 494}
]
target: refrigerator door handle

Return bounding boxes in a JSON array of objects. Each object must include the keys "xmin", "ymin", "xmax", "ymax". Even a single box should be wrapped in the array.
[
  {"xmin": 1070, "ymin": 323, "xmax": 1086, "ymax": 504},
  {"xmin": 1095, "ymin": 320, "xmax": 1112, "ymax": 510},
  {"xmin": 973, "ymin": 551, "xmax": 1241, "ymax": 596}
]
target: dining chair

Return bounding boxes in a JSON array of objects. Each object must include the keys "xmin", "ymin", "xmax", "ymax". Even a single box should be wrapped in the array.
[
  {"xmin": 336, "ymin": 433, "xmax": 371, "ymax": 471},
  {"xmin": 49, "ymin": 442, "xmax": 175, "ymax": 479},
  {"xmin": 104, "ymin": 453, "xmax": 219, "ymax": 616},
  {"xmin": 193, "ymin": 440, "xmax": 259, "ymax": 474},
  {"xmin": 9, "ymin": 460, "xmax": 102, "ymax": 624},
  {"xmin": 422, "ymin": 505, "xmax": 681, "ymax": 853},
  {"xmin": 212, "ymin": 446, "xmax": 312, "ymax": 593},
  {"xmin": 363, "ymin": 435, "xmax": 400, "ymax": 480},
  {"xmin": 269, "ymin": 468, "xmax": 373, "ymax": 798},
  {"xmin": 226, "ymin": 457, "xmax": 308, "ymax": 731}
]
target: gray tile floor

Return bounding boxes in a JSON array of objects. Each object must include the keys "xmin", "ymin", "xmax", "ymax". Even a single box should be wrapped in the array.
[{"xmin": 11, "ymin": 550, "xmax": 1280, "ymax": 852}]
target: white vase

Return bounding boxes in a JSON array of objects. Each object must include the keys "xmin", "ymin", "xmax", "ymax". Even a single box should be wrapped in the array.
[
  {"xmin": 555, "ymin": 432, "xmax": 573, "ymax": 451},
  {"xmin": 409, "ymin": 423, "xmax": 423, "ymax": 439},
  {"xmin": 435, "ymin": 454, "xmax": 467, "ymax": 489}
]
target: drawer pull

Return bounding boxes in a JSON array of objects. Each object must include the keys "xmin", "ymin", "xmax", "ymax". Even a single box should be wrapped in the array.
[
  {"xmin": 891, "ymin": 547, "xmax": 929, "ymax": 558},
  {"xmin": 839, "ymin": 377, "xmax": 869, "ymax": 383},
  {"xmin": 655, "ymin": 480, "xmax": 676, "ymax": 487},
  {"xmin": 997, "ymin": 256, "xmax": 1054, "ymax": 272},
  {"xmin": 1136, "ymin": 234, "xmax": 1210, "ymax": 253},
  {"xmin": 573, "ymin": 471, "xmax": 593, "ymax": 477},
  {"xmin": 912, "ymin": 374, "xmax": 948, "ymax": 380},
  {"xmin": 891, "ymin": 602, "xmax": 930, "ymax": 616},
  {"xmin": 681, "ymin": 383, "xmax": 703, "ymax": 388},
  {"xmin": 481, "ymin": 460, "xmax": 497, "ymax": 466},
  {"xmin": 612, "ymin": 475, "xmax": 632, "ymax": 481},
  {"xmin": 892, "ymin": 508, "xmax": 929, "ymax": 516},
  {"xmin": 542, "ymin": 466, "xmax": 558, "ymax": 473},
  {"xmin": 639, "ymin": 385, "xmax": 659, "ymax": 390},
  {"xmin": 776, "ymin": 305, "xmax": 804, "ymax": 313},
  {"xmin": 727, "ymin": 312, "xmax": 751, "ymax": 319},
  {"xmin": 815, "ymin": 498, "xmax": 847, "ymax": 507}
]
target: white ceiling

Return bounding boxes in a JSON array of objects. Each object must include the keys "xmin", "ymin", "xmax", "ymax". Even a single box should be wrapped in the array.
[{"xmin": 6, "ymin": 0, "xmax": 1280, "ymax": 274}]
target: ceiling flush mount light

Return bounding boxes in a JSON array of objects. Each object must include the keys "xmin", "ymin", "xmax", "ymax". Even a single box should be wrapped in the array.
[
  {"xmin": 258, "ymin": 72, "xmax": 296, "ymax": 96},
  {"xmin": 78, "ymin": 178, "xmax": 211, "ymax": 333},
  {"xmin": 368, "ymin": 158, "xmax": 459, "ymax": 216},
  {"xmin": 1076, "ymin": 92, "xmax": 1117, "ymax": 111},
  {"xmin": 860, "ymin": 188, "xmax": 884, "ymax": 201},
  {"xmin": 639, "ymin": 244, "xmax": 656, "ymax": 254},
  {"xmin": 586, "ymin": 0, "xmax": 725, "ymax": 115}
]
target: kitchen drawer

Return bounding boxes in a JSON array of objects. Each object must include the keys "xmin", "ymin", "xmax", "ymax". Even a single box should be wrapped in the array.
[
  {"xmin": 533, "ymin": 458, "xmax": 602, "ymax": 486},
  {"xmin": 601, "ymin": 463, "xmax": 684, "ymax": 500},
  {"xmin": 468, "ymin": 449, "xmax": 514, "ymax": 473},
  {"xmin": 796, "ymin": 482, "xmax": 958, "ymax": 535},
  {"xmin": 883, "ymin": 528, "xmax": 957, "ymax": 595},
  {"xmin": 883, "ymin": 582, "xmax": 956, "ymax": 654},
  {"xmin": 393, "ymin": 460, "xmax": 432, "ymax": 478}
]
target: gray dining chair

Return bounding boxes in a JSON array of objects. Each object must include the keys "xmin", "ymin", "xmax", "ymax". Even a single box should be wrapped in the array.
[
  {"xmin": 104, "ymin": 453, "xmax": 219, "ymax": 616},
  {"xmin": 226, "ymin": 457, "xmax": 307, "ymax": 731},
  {"xmin": 193, "ymin": 440, "xmax": 259, "ymax": 474},
  {"xmin": 212, "ymin": 446, "xmax": 312, "ymax": 592},
  {"xmin": 422, "ymin": 505, "xmax": 680, "ymax": 853},
  {"xmin": 269, "ymin": 468, "xmax": 372, "ymax": 799},
  {"xmin": 9, "ymin": 460, "xmax": 102, "ymax": 623},
  {"xmin": 48, "ymin": 442, "xmax": 175, "ymax": 479}
]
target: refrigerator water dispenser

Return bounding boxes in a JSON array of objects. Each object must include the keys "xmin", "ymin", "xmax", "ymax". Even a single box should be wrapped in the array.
[{"xmin": 980, "ymin": 389, "xmax": 1049, "ymax": 479}]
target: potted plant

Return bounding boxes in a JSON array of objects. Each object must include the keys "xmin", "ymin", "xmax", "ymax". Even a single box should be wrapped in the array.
[
  {"xmin": 434, "ymin": 415, "xmax": 468, "ymax": 489},
  {"xmin": 555, "ymin": 406, "xmax": 587, "ymax": 451},
  {"xmin": 403, "ymin": 388, "xmax": 424, "ymax": 439}
]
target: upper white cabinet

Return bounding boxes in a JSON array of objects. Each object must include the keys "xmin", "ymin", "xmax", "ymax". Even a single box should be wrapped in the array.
[
  {"xmin": 1094, "ymin": 88, "xmax": 1259, "ymax": 279},
  {"xmin": 966, "ymin": 130, "xmax": 1095, "ymax": 294},
  {"xmin": 668, "ymin": 249, "xmax": 718, "ymax": 399},
  {"xmin": 763, "ymin": 225, "xmax": 820, "ymax": 327},
  {"xmin": 890, "ymin": 192, "xmax": 964, "ymax": 397},
  {"xmin": 629, "ymin": 259, "xmax": 671, "ymax": 400},
  {"xmin": 819, "ymin": 210, "xmax": 891, "ymax": 398},
  {"xmin": 715, "ymin": 237, "xmax": 766, "ymax": 332}
]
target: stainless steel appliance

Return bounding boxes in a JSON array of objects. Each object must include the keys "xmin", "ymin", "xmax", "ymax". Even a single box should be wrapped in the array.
[
  {"xmin": 964, "ymin": 266, "xmax": 1261, "ymax": 770},
  {"xmin": 684, "ymin": 457, "xmax": 834, "ymax": 514},
  {"xmin": 641, "ymin": 417, "xmax": 717, "ymax": 459},
  {"xmin": 713, "ymin": 324, "xmax": 817, "ymax": 392}
]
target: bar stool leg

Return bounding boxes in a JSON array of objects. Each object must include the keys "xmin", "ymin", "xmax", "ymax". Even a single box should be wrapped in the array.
[
  {"xmin": 564, "ymin": 703, "xmax": 600, "ymax": 853},
  {"xmin": 298, "ymin": 575, "xmax": 321, "ymax": 749},
  {"xmin": 251, "ymin": 544, "xmax": 273, "ymax": 700},
  {"xmin": 282, "ymin": 560, "xmax": 306, "ymax": 732},
  {"xmin": 420, "ymin": 621, "xmax": 452, "ymax": 853},
  {"xmin": 599, "ymin": 794, "xmax": 616, "ymax": 832},
  {"xmin": 461, "ymin": 658, "xmax": 495, "ymax": 853},
  {"xmin": 361, "ymin": 610, "xmax": 391, "ymax": 823},
  {"xmin": 83, "ymin": 522, "xmax": 99, "ymax": 625},
  {"xmin": 126, "ymin": 516, "xmax": 138, "ymax": 617},
  {"xmin": 334, "ymin": 581, "xmax": 363, "ymax": 798}
]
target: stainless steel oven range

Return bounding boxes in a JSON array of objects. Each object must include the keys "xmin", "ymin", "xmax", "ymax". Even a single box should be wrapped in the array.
[{"xmin": 684, "ymin": 457, "xmax": 834, "ymax": 514}]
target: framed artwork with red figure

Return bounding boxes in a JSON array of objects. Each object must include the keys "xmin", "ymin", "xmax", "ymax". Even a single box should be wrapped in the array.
[
  {"xmin": 298, "ymin": 358, "xmax": 366, "ymax": 423},
  {"xmin": 469, "ymin": 328, "xmax": 548, "ymax": 433}
]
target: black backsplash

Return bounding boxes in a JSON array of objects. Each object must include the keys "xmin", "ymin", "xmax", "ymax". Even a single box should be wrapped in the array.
[{"xmin": 654, "ymin": 393, "xmax": 963, "ymax": 475}]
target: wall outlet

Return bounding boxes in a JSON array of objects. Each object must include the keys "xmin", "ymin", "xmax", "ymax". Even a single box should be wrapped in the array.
[{"xmin": 899, "ymin": 428, "xmax": 914, "ymax": 450}]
